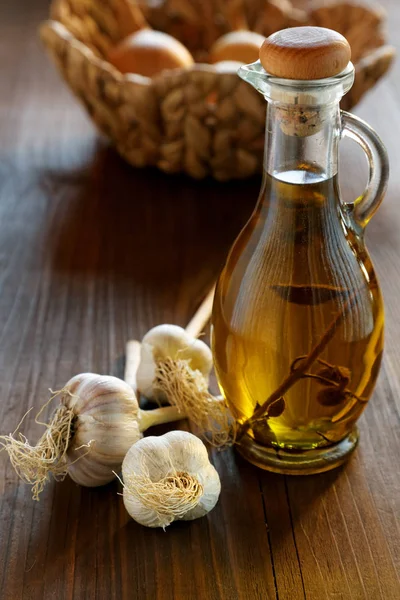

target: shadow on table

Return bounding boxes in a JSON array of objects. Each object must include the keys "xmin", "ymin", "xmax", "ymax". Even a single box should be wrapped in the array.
[
  {"xmin": 256, "ymin": 455, "xmax": 349, "ymax": 550},
  {"xmin": 43, "ymin": 148, "xmax": 259, "ymax": 289}
]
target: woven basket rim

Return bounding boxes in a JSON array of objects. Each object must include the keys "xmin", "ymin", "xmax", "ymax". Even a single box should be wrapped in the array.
[{"xmin": 41, "ymin": 18, "xmax": 395, "ymax": 90}]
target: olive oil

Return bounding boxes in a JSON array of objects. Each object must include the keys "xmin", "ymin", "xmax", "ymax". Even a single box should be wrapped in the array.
[{"xmin": 212, "ymin": 171, "xmax": 384, "ymax": 454}]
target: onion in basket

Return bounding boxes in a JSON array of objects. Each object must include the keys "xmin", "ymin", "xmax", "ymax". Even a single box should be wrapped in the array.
[
  {"xmin": 209, "ymin": 30, "xmax": 267, "ymax": 65},
  {"xmin": 108, "ymin": 29, "xmax": 194, "ymax": 76}
]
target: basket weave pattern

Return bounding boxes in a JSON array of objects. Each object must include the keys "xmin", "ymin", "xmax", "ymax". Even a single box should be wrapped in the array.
[{"xmin": 40, "ymin": 0, "xmax": 395, "ymax": 180}]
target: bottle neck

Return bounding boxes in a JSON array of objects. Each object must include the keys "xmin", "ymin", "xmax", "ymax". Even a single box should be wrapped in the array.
[{"xmin": 264, "ymin": 101, "xmax": 341, "ymax": 184}]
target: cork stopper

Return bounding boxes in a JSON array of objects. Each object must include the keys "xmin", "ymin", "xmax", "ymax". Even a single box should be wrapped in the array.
[{"xmin": 259, "ymin": 27, "xmax": 351, "ymax": 80}]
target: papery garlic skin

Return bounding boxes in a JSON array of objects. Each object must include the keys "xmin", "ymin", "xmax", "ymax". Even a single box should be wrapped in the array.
[
  {"xmin": 136, "ymin": 324, "xmax": 213, "ymax": 401},
  {"xmin": 61, "ymin": 373, "xmax": 142, "ymax": 487},
  {"xmin": 122, "ymin": 431, "xmax": 221, "ymax": 528}
]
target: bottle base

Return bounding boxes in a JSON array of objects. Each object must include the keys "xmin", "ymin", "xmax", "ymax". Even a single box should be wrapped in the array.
[{"xmin": 236, "ymin": 427, "xmax": 359, "ymax": 475}]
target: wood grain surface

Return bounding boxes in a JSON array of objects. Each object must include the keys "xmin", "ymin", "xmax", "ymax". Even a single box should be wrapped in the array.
[{"xmin": 0, "ymin": 1, "xmax": 399, "ymax": 599}]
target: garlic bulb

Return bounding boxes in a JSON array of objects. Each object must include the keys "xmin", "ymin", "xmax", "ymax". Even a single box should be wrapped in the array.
[
  {"xmin": 1, "ymin": 373, "xmax": 184, "ymax": 499},
  {"xmin": 62, "ymin": 373, "xmax": 149, "ymax": 488},
  {"xmin": 136, "ymin": 324, "xmax": 213, "ymax": 402},
  {"xmin": 135, "ymin": 324, "xmax": 235, "ymax": 447},
  {"xmin": 122, "ymin": 430, "xmax": 221, "ymax": 528}
]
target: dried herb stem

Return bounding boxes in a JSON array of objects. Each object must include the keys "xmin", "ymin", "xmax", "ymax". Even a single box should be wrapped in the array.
[
  {"xmin": 300, "ymin": 373, "xmax": 366, "ymax": 403},
  {"xmin": 237, "ymin": 294, "xmax": 356, "ymax": 440},
  {"xmin": 301, "ymin": 373, "xmax": 337, "ymax": 387}
]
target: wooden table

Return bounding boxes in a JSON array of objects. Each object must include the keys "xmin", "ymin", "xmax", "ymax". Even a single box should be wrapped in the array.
[{"xmin": 1, "ymin": 1, "xmax": 399, "ymax": 598}]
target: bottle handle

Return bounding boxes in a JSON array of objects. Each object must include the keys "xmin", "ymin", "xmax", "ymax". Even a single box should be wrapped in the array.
[{"xmin": 340, "ymin": 111, "xmax": 389, "ymax": 228}]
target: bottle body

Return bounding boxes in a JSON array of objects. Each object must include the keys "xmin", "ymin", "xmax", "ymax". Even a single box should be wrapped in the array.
[{"xmin": 212, "ymin": 168, "xmax": 384, "ymax": 472}]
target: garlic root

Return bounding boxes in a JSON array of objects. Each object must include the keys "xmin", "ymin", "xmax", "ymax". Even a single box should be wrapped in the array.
[
  {"xmin": 0, "ymin": 402, "xmax": 74, "ymax": 501},
  {"xmin": 135, "ymin": 323, "xmax": 237, "ymax": 446},
  {"xmin": 155, "ymin": 358, "xmax": 236, "ymax": 447}
]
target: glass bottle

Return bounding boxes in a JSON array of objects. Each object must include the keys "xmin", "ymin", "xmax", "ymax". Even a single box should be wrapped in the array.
[{"xmin": 211, "ymin": 28, "xmax": 389, "ymax": 474}]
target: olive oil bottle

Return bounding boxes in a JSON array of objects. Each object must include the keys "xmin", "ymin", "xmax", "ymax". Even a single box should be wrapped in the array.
[{"xmin": 211, "ymin": 28, "xmax": 389, "ymax": 474}]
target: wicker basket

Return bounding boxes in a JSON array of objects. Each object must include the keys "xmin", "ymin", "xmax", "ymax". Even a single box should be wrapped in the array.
[{"xmin": 40, "ymin": 0, "xmax": 395, "ymax": 180}]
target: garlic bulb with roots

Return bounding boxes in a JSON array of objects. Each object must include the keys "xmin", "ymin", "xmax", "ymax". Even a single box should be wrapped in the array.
[
  {"xmin": 135, "ymin": 324, "xmax": 236, "ymax": 447},
  {"xmin": 121, "ymin": 430, "xmax": 221, "ymax": 528},
  {"xmin": 136, "ymin": 324, "xmax": 213, "ymax": 402},
  {"xmin": 0, "ymin": 373, "xmax": 184, "ymax": 500}
]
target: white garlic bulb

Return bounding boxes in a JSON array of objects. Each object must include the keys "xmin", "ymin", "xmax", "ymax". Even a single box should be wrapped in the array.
[
  {"xmin": 63, "ymin": 373, "xmax": 142, "ymax": 487},
  {"xmin": 136, "ymin": 324, "xmax": 213, "ymax": 401},
  {"xmin": 122, "ymin": 430, "xmax": 221, "ymax": 528},
  {"xmin": 1, "ymin": 373, "xmax": 184, "ymax": 499}
]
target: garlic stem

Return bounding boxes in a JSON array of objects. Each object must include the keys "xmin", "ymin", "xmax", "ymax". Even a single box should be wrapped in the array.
[
  {"xmin": 125, "ymin": 340, "xmax": 142, "ymax": 391},
  {"xmin": 138, "ymin": 406, "xmax": 184, "ymax": 432},
  {"xmin": 185, "ymin": 285, "xmax": 216, "ymax": 338}
]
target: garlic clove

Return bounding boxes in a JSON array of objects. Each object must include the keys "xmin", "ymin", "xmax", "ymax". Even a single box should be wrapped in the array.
[
  {"xmin": 64, "ymin": 373, "xmax": 138, "ymax": 416},
  {"xmin": 161, "ymin": 429, "xmax": 210, "ymax": 473},
  {"xmin": 136, "ymin": 324, "xmax": 213, "ymax": 401},
  {"xmin": 124, "ymin": 493, "xmax": 167, "ymax": 528},
  {"xmin": 71, "ymin": 415, "xmax": 143, "ymax": 462},
  {"xmin": 182, "ymin": 463, "xmax": 221, "ymax": 521},
  {"xmin": 162, "ymin": 431, "xmax": 221, "ymax": 520},
  {"xmin": 67, "ymin": 446, "xmax": 142, "ymax": 489},
  {"xmin": 121, "ymin": 431, "xmax": 221, "ymax": 528},
  {"xmin": 124, "ymin": 434, "xmax": 172, "ymax": 481}
]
